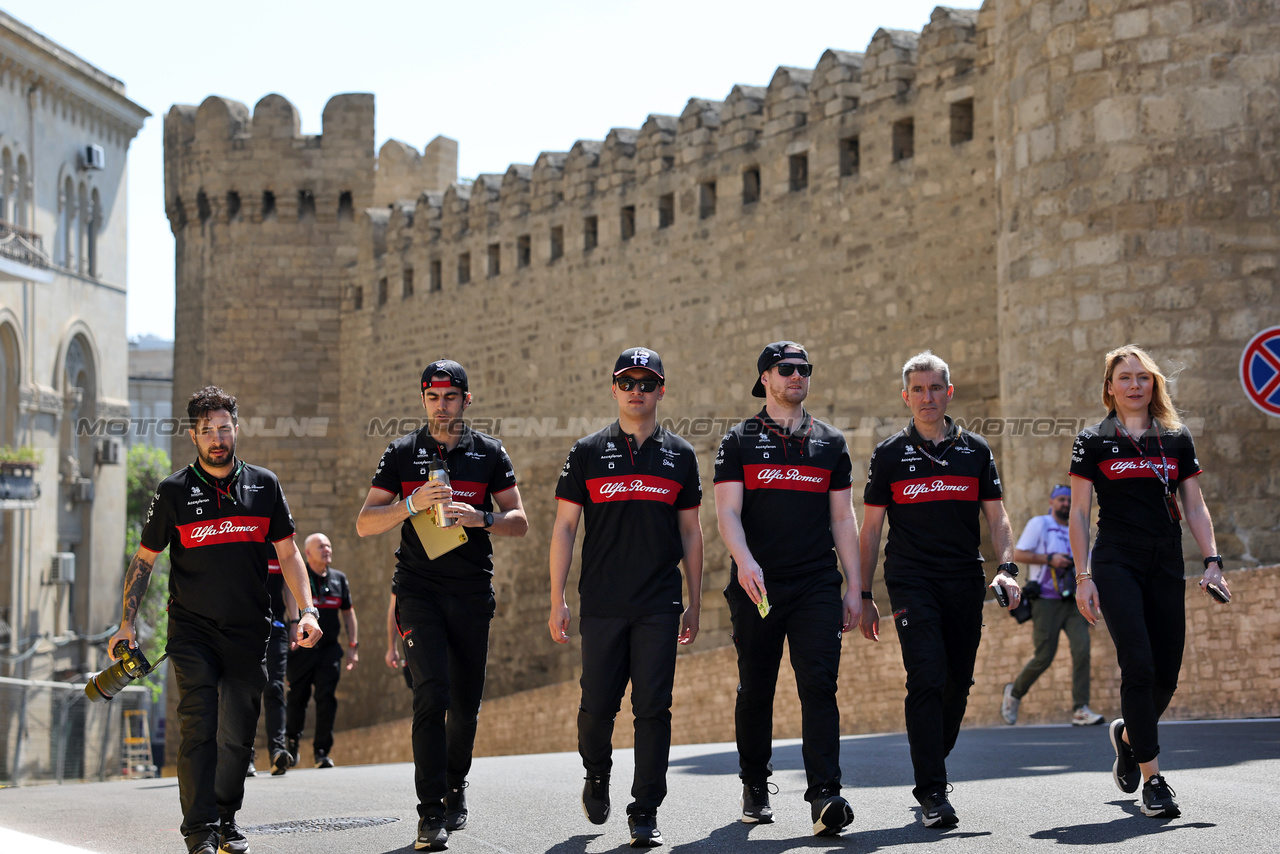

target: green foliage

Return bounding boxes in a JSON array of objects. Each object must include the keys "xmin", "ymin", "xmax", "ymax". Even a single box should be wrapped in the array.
[
  {"xmin": 0, "ymin": 445, "xmax": 43, "ymax": 465},
  {"xmin": 125, "ymin": 444, "xmax": 173, "ymax": 701}
]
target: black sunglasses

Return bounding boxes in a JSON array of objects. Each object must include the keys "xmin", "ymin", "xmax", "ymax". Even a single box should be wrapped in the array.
[
  {"xmin": 615, "ymin": 377, "xmax": 662, "ymax": 393},
  {"xmin": 773, "ymin": 363, "xmax": 813, "ymax": 377}
]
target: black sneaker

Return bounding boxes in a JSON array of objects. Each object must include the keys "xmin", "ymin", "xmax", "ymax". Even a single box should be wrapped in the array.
[
  {"xmin": 445, "ymin": 781, "xmax": 468, "ymax": 831},
  {"xmin": 270, "ymin": 749, "xmax": 291, "ymax": 776},
  {"xmin": 1141, "ymin": 774, "xmax": 1181, "ymax": 818},
  {"xmin": 314, "ymin": 751, "xmax": 334, "ymax": 769},
  {"xmin": 741, "ymin": 780, "xmax": 776, "ymax": 824},
  {"xmin": 244, "ymin": 760, "xmax": 257, "ymax": 778},
  {"xmin": 218, "ymin": 820, "xmax": 250, "ymax": 854},
  {"xmin": 627, "ymin": 811, "xmax": 662, "ymax": 848},
  {"xmin": 1110, "ymin": 719, "xmax": 1140, "ymax": 794},
  {"xmin": 415, "ymin": 815, "xmax": 448, "ymax": 851},
  {"xmin": 286, "ymin": 736, "xmax": 299, "ymax": 768},
  {"xmin": 191, "ymin": 841, "xmax": 217, "ymax": 854},
  {"xmin": 582, "ymin": 774, "xmax": 610, "ymax": 825},
  {"xmin": 918, "ymin": 786, "xmax": 959, "ymax": 828},
  {"xmin": 809, "ymin": 786, "xmax": 854, "ymax": 836}
]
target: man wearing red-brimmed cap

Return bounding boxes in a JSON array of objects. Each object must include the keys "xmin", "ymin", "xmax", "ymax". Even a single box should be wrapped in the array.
[
  {"xmin": 549, "ymin": 346, "xmax": 703, "ymax": 849},
  {"xmin": 357, "ymin": 360, "xmax": 529, "ymax": 851},
  {"xmin": 714, "ymin": 341, "xmax": 861, "ymax": 836}
]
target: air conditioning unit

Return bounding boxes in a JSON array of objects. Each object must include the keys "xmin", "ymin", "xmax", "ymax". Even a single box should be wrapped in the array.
[
  {"xmin": 96, "ymin": 437, "xmax": 122, "ymax": 465},
  {"xmin": 49, "ymin": 552, "xmax": 76, "ymax": 584},
  {"xmin": 82, "ymin": 144, "xmax": 105, "ymax": 171},
  {"xmin": 72, "ymin": 477, "xmax": 95, "ymax": 503}
]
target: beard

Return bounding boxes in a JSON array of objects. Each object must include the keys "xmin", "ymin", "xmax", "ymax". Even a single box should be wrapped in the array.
[
  {"xmin": 1053, "ymin": 508, "xmax": 1070, "ymax": 523},
  {"xmin": 198, "ymin": 439, "xmax": 236, "ymax": 470}
]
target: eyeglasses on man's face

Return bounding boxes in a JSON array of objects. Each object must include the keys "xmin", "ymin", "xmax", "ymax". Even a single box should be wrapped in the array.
[
  {"xmin": 615, "ymin": 377, "xmax": 662, "ymax": 393},
  {"xmin": 773, "ymin": 363, "xmax": 813, "ymax": 378}
]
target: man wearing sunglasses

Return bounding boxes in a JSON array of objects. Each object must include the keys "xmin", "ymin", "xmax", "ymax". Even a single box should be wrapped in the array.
[
  {"xmin": 713, "ymin": 341, "xmax": 861, "ymax": 836},
  {"xmin": 550, "ymin": 346, "xmax": 704, "ymax": 848}
]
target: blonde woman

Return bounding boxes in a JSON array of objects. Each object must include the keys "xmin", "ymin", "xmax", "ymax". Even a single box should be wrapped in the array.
[{"xmin": 1068, "ymin": 345, "xmax": 1227, "ymax": 819}]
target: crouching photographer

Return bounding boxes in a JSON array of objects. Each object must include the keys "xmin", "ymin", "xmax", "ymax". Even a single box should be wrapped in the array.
[{"xmin": 1000, "ymin": 485, "xmax": 1104, "ymax": 727}]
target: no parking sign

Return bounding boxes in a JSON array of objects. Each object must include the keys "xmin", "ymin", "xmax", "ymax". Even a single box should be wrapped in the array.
[{"xmin": 1241, "ymin": 326, "xmax": 1280, "ymax": 417}]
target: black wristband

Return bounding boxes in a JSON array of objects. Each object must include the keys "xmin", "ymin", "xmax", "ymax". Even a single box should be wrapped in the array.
[
  {"xmin": 1203, "ymin": 555, "xmax": 1223, "ymax": 570},
  {"xmin": 997, "ymin": 562, "xmax": 1019, "ymax": 578},
  {"xmin": 861, "ymin": 591, "xmax": 873, "ymax": 600}
]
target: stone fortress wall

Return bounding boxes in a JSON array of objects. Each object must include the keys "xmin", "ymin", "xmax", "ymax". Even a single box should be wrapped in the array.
[{"xmin": 165, "ymin": 0, "xmax": 1280, "ymax": 742}]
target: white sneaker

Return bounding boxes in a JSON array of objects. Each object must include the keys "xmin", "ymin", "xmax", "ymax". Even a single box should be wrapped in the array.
[
  {"xmin": 1000, "ymin": 682, "xmax": 1019, "ymax": 725},
  {"xmin": 1072, "ymin": 705, "xmax": 1104, "ymax": 726}
]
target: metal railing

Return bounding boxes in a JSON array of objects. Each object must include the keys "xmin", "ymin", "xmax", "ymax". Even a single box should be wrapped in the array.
[
  {"xmin": 0, "ymin": 676, "xmax": 148, "ymax": 786},
  {"xmin": 0, "ymin": 221, "xmax": 50, "ymax": 270}
]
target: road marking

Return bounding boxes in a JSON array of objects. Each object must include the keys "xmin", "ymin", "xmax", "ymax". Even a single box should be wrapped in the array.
[{"xmin": 0, "ymin": 827, "xmax": 99, "ymax": 853}]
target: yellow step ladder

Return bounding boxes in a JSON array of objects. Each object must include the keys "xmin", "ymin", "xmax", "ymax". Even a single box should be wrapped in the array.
[{"xmin": 123, "ymin": 708, "xmax": 155, "ymax": 777}]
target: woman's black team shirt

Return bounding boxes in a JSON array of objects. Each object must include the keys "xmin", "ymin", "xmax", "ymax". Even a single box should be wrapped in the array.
[
  {"xmin": 713, "ymin": 409, "xmax": 853, "ymax": 577},
  {"xmin": 555, "ymin": 422, "xmax": 701, "ymax": 618},
  {"xmin": 863, "ymin": 417, "xmax": 1003, "ymax": 578},
  {"xmin": 140, "ymin": 459, "xmax": 295, "ymax": 635},
  {"xmin": 1069, "ymin": 414, "xmax": 1202, "ymax": 541},
  {"xmin": 370, "ymin": 424, "xmax": 517, "ymax": 596}
]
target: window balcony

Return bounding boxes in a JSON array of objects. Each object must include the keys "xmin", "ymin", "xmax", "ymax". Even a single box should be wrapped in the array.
[{"xmin": 0, "ymin": 221, "xmax": 54, "ymax": 283}]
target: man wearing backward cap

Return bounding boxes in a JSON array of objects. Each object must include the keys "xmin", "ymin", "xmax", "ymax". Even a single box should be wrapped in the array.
[{"xmin": 1000, "ymin": 484, "xmax": 1105, "ymax": 727}]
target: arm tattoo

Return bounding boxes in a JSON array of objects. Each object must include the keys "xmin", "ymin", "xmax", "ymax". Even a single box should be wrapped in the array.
[{"xmin": 122, "ymin": 554, "xmax": 155, "ymax": 625}]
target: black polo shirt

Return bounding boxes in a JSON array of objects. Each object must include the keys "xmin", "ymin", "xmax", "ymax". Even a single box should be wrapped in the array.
[
  {"xmin": 864, "ymin": 417, "xmax": 1003, "ymax": 578},
  {"xmin": 555, "ymin": 421, "xmax": 701, "ymax": 618},
  {"xmin": 370, "ymin": 423, "xmax": 517, "ymax": 596},
  {"xmin": 303, "ymin": 566, "xmax": 352, "ymax": 650},
  {"xmin": 140, "ymin": 458, "xmax": 295, "ymax": 636},
  {"xmin": 1069, "ymin": 414, "xmax": 1202, "ymax": 541},
  {"xmin": 713, "ymin": 408, "xmax": 853, "ymax": 577},
  {"xmin": 266, "ymin": 559, "xmax": 285, "ymax": 623}
]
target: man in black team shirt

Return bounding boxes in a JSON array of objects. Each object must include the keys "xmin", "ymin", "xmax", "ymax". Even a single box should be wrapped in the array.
[
  {"xmin": 858, "ymin": 351, "xmax": 1020, "ymax": 829},
  {"xmin": 285, "ymin": 533, "xmax": 359, "ymax": 769},
  {"xmin": 550, "ymin": 346, "xmax": 703, "ymax": 849},
  {"xmin": 357, "ymin": 360, "xmax": 528, "ymax": 852},
  {"xmin": 714, "ymin": 341, "xmax": 861, "ymax": 836},
  {"xmin": 109, "ymin": 387, "xmax": 322, "ymax": 854}
]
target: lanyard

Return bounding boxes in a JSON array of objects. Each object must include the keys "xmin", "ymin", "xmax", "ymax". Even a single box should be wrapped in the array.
[
  {"xmin": 912, "ymin": 425, "xmax": 960, "ymax": 468},
  {"xmin": 189, "ymin": 460, "xmax": 244, "ymax": 505},
  {"xmin": 1114, "ymin": 417, "xmax": 1171, "ymax": 494}
]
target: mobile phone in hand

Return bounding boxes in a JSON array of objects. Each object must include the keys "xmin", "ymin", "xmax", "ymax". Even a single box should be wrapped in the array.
[
  {"xmin": 990, "ymin": 581, "xmax": 1009, "ymax": 608},
  {"xmin": 1205, "ymin": 582, "xmax": 1230, "ymax": 604}
]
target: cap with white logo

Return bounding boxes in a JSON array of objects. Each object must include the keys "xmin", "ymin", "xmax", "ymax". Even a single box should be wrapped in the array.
[{"xmin": 613, "ymin": 347, "xmax": 665, "ymax": 382}]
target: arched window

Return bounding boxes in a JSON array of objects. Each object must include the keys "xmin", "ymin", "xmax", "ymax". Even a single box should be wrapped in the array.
[
  {"xmin": 0, "ymin": 321, "xmax": 18, "ymax": 446},
  {"xmin": 0, "ymin": 148, "xmax": 11, "ymax": 222},
  {"xmin": 77, "ymin": 182, "xmax": 88, "ymax": 274},
  {"xmin": 88, "ymin": 188, "xmax": 101, "ymax": 277},
  {"xmin": 15, "ymin": 155, "xmax": 28, "ymax": 228},
  {"xmin": 61, "ymin": 176, "xmax": 76, "ymax": 269}
]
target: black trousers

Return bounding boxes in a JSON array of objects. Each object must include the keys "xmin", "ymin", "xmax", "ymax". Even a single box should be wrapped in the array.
[
  {"xmin": 578, "ymin": 612, "xmax": 680, "ymax": 813},
  {"xmin": 286, "ymin": 642, "xmax": 344, "ymax": 755},
  {"xmin": 262, "ymin": 621, "xmax": 289, "ymax": 757},
  {"xmin": 725, "ymin": 568, "xmax": 844, "ymax": 801},
  {"xmin": 885, "ymin": 573, "xmax": 985, "ymax": 800},
  {"xmin": 167, "ymin": 618, "xmax": 267, "ymax": 853},
  {"xmin": 1092, "ymin": 533, "xmax": 1185, "ymax": 764},
  {"xmin": 397, "ymin": 588, "xmax": 494, "ymax": 818}
]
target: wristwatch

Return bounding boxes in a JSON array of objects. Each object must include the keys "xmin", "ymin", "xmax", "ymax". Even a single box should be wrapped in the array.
[
  {"xmin": 483, "ymin": 511, "xmax": 494, "ymax": 529},
  {"xmin": 996, "ymin": 562, "xmax": 1019, "ymax": 578},
  {"xmin": 860, "ymin": 591, "xmax": 874, "ymax": 600},
  {"xmin": 1203, "ymin": 555, "xmax": 1223, "ymax": 570},
  {"xmin": 300, "ymin": 606, "xmax": 320, "ymax": 620}
]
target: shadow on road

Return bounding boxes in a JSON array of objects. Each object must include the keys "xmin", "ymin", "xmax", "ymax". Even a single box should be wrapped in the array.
[{"xmin": 1030, "ymin": 800, "xmax": 1215, "ymax": 845}]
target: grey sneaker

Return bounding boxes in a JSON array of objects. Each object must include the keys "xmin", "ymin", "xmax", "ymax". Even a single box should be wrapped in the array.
[
  {"xmin": 1072, "ymin": 705, "xmax": 1104, "ymax": 726},
  {"xmin": 810, "ymin": 785, "xmax": 854, "ymax": 836},
  {"xmin": 918, "ymin": 786, "xmax": 959, "ymax": 828},
  {"xmin": 741, "ymin": 780, "xmax": 775, "ymax": 824},
  {"xmin": 1110, "ymin": 718, "xmax": 1140, "ymax": 794},
  {"xmin": 445, "ymin": 780, "xmax": 468, "ymax": 831},
  {"xmin": 415, "ymin": 815, "xmax": 448, "ymax": 851},
  {"xmin": 582, "ymin": 774, "xmax": 610, "ymax": 825},
  {"xmin": 1140, "ymin": 774, "xmax": 1180, "ymax": 818},
  {"xmin": 1000, "ymin": 682, "xmax": 1020, "ymax": 725},
  {"xmin": 627, "ymin": 810, "xmax": 662, "ymax": 848},
  {"xmin": 314, "ymin": 751, "xmax": 334, "ymax": 769}
]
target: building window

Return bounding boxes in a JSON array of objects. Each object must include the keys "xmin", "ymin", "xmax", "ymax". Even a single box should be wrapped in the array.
[
  {"xmin": 743, "ymin": 167, "xmax": 761, "ymax": 205},
  {"xmin": 262, "ymin": 190, "xmax": 277, "ymax": 220},
  {"xmin": 840, "ymin": 136, "xmax": 860, "ymax": 177},
  {"xmin": 297, "ymin": 189, "xmax": 316, "ymax": 221},
  {"xmin": 0, "ymin": 148, "xmax": 10, "ymax": 222},
  {"xmin": 893, "ymin": 118, "xmax": 915, "ymax": 162},
  {"xmin": 620, "ymin": 206, "xmax": 636, "ymax": 240},
  {"xmin": 699, "ymin": 181, "xmax": 716, "ymax": 219},
  {"xmin": 87, "ymin": 188, "xmax": 100, "ymax": 277},
  {"xmin": 458, "ymin": 252, "xmax": 471, "ymax": 284},
  {"xmin": 226, "ymin": 191, "xmax": 242, "ymax": 221},
  {"xmin": 488, "ymin": 242, "xmax": 501, "ymax": 277},
  {"xmin": 658, "ymin": 193, "xmax": 674, "ymax": 229},
  {"xmin": 517, "ymin": 234, "xmax": 531, "ymax": 268},
  {"xmin": 403, "ymin": 266, "xmax": 414, "ymax": 298},
  {"xmin": 583, "ymin": 215, "xmax": 598, "ymax": 251},
  {"xmin": 62, "ymin": 176, "xmax": 76, "ymax": 269},
  {"xmin": 338, "ymin": 191, "xmax": 354, "ymax": 221},
  {"xmin": 951, "ymin": 98, "xmax": 974, "ymax": 145},
  {"xmin": 353, "ymin": 286, "xmax": 363, "ymax": 310},
  {"xmin": 789, "ymin": 154, "xmax": 809, "ymax": 192},
  {"xmin": 197, "ymin": 189, "xmax": 211, "ymax": 225},
  {"xmin": 430, "ymin": 259, "xmax": 442, "ymax": 291},
  {"xmin": 550, "ymin": 226, "xmax": 564, "ymax": 261},
  {"xmin": 377, "ymin": 277, "xmax": 388, "ymax": 306}
]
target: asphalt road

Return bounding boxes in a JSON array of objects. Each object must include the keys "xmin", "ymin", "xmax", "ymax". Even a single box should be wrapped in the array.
[{"xmin": 1, "ymin": 719, "xmax": 1277, "ymax": 854}]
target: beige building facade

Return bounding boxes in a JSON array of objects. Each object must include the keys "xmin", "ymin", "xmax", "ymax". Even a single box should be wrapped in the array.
[
  {"xmin": 166, "ymin": 0, "xmax": 1280, "ymax": 738},
  {"xmin": 0, "ymin": 10, "xmax": 148, "ymax": 690}
]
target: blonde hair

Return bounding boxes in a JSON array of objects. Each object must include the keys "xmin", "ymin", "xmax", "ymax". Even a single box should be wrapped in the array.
[{"xmin": 1101, "ymin": 344, "xmax": 1182, "ymax": 430}]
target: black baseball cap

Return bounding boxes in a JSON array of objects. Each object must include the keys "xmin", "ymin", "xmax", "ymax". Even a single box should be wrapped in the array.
[
  {"xmin": 421, "ymin": 359, "xmax": 468, "ymax": 393},
  {"xmin": 752, "ymin": 341, "xmax": 809, "ymax": 397},
  {"xmin": 613, "ymin": 347, "xmax": 664, "ymax": 382}
]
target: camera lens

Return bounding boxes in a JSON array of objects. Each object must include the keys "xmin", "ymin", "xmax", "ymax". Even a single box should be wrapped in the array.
[{"xmin": 85, "ymin": 659, "xmax": 135, "ymax": 703}]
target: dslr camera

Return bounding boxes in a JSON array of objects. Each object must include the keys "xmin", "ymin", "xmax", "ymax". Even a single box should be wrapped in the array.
[{"xmin": 85, "ymin": 641, "xmax": 165, "ymax": 703}]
